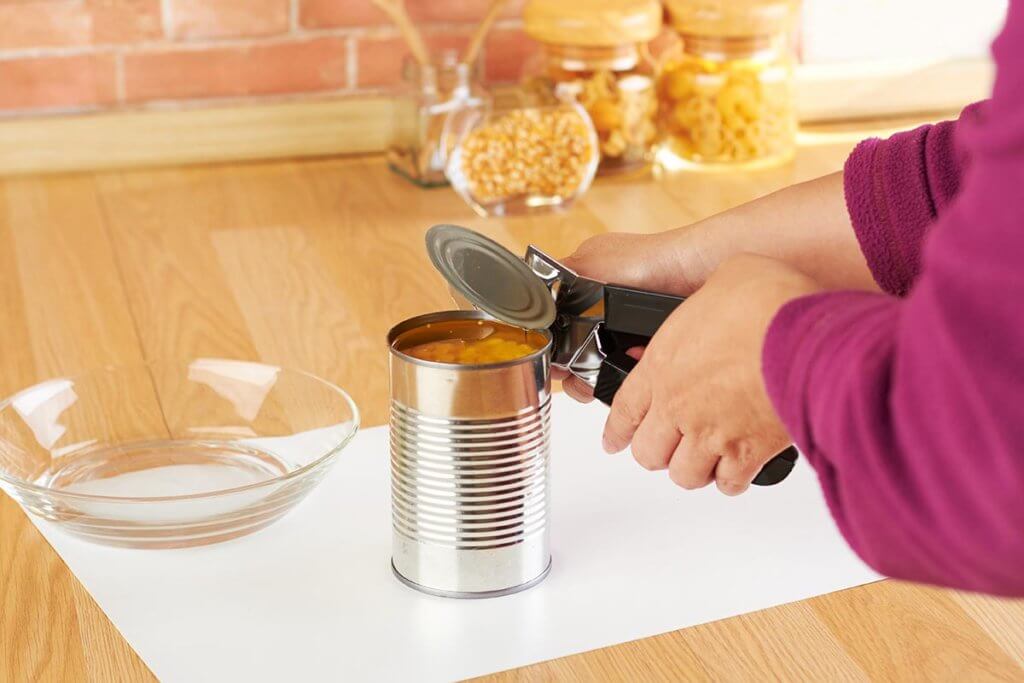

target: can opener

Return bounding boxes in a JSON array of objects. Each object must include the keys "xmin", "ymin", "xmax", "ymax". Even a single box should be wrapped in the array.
[{"xmin": 426, "ymin": 224, "xmax": 798, "ymax": 486}]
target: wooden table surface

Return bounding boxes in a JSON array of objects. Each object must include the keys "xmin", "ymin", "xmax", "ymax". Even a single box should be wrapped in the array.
[{"xmin": 2, "ymin": 120, "xmax": 1024, "ymax": 681}]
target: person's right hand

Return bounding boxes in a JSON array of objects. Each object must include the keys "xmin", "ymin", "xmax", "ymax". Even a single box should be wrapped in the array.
[
  {"xmin": 556, "ymin": 230, "xmax": 709, "ymax": 402},
  {"xmin": 560, "ymin": 231, "xmax": 706, "ymax": 299}
]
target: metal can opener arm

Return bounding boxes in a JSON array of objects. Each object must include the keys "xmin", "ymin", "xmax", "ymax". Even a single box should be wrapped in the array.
[{"xmin": 592, "ymin": 285, "xmax": 798, "ymax": 487}]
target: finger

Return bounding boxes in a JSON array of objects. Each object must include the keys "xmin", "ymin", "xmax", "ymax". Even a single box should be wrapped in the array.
[
  {"xmin": 602, "ymin": 369, "xmax": 652, "ymax": 453},
  {"xmin": 630, "ymin": 409, "xmax": 681, "ymax": 471},
  {"xmin": 552, "ymin": 367, "xmax": 571, "ymax": 381},
  {"xmin": 713, "ymin": 441, "xmax": 763, "ymax": 496},
  {"xmin": 667, "ymin": 436, "xmax": 719, "ymax": 490},
  {"xmin": 562, "ymin": 376, "xmax": 595, "ymax": 403},
  {"xmin": 626, "ymin": 346, "xmax": 645, "ymax": 361},
  {"xmin": 560, "ymin": 254, "xmax": 581, "ymax": 272}
]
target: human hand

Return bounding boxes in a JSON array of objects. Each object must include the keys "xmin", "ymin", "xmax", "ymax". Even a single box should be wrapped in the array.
[
  {"xmin": 555, "ymin": 230, "xmax": 710, "ymax": 402},
  {"xmin": 559, "ymin": 231, "xmax": 708, "ymax": 298},
  {"xmin": 601, "ymin": 253, "xmax": 821, "ymax": 495}
]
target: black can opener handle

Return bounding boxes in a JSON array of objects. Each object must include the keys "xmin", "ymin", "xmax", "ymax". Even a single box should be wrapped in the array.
[{"xmin": 590, "ymin": 285, "xmax": 799, "ymax": 487}]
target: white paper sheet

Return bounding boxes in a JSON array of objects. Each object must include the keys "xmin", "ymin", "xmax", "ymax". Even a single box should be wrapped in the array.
[{"xmin": 27, "ymin": 394, "xmax": 881, "ymax": 682}]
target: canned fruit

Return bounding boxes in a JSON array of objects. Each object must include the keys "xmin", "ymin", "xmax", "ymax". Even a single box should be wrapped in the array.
[
  {"xmin": 393, "ymin": 319, "xmax": 547, "ymax": 365},
  {"xmin": 405, "ymin": 337, "xmax": 537, "ymax": 364}
]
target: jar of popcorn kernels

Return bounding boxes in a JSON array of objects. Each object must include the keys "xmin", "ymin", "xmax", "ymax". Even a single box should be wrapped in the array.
[
  {"xmin": 659, "ymin": 0, "xmax": 800, "ymax": 169},
  {"xmin": 444, "ymin": 103, "xmax": 599, "ymax": 217},
  {"xmin": 521, "ymin": 0, "xmax": 662, "ymax": 175}
]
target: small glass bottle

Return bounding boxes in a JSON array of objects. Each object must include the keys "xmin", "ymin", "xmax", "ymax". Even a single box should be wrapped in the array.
[
  {"xmin": 388, "ymin": 49, "xmax": 490, "ymax": 187},
  {"xmin": 658, "ymin": 0, "xmax": 800, "ymax": 169},
  {"xmin": 521, "ymin": 0, "xmax": 662, "ymax": 175}
]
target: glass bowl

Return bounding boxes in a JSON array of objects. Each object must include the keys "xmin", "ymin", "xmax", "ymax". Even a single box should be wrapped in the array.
[
  {"xmin": 445, "ymin": 103, "xmax": 600, "ymax": 217},
  {"xmin": 0, "ymin": 359, "xmax": 359, "ymax": 548}
]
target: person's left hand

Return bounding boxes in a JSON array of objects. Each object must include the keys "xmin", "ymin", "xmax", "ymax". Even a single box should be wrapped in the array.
[{"xmin": 603, "ymin": 253, "xmax": 822, "ymax": 495}]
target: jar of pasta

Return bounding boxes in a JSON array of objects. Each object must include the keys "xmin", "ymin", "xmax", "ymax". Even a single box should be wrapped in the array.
[
  {"xmin": 521, "ymin": 0, "xmax": 662, "ymax": 175},
  {"xmin": 659, "ymin": 0, "xmax": 800, "ymax": 169}
]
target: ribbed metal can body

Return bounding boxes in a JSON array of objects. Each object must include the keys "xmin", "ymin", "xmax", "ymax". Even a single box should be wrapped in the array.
[{"xmin": 388, "ymin": 311, "xmax": 552, "ymax": 597}]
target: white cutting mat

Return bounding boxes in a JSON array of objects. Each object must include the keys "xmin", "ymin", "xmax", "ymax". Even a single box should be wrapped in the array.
[{"xmin": 27, "ymin": 394, "xmax": 880, "ymax": 681}]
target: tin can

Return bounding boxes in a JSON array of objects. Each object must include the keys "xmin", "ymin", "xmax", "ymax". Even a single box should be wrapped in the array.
[{"xmin": 387, "ymin": 310, "xmax": 553, "ymax": 598}]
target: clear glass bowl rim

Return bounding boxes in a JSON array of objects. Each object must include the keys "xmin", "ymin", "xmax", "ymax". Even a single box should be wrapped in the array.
[{"xmin": 0, "ymin": 359, "xmax": 361, "ymax": 503}]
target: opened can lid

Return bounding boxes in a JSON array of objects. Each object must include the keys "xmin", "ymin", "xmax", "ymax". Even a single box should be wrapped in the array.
[{"xmin": 425, "ymin": 224, "xmax": 557, "ymax": 330}]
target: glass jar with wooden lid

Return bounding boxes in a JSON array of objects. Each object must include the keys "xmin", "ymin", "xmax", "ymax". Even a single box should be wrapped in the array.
[
  {"xmin": 658, "ymin": 0, "xmax": 800, "ymax": 169},
  {"xmin": 521, "ymin": 0, "xmax": 662, "ymax": 175}
]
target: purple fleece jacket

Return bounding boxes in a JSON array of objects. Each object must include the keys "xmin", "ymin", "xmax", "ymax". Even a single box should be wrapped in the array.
[{"xmin": 762, "ymin": 2, "xmax": 1024, "ymax": 596}]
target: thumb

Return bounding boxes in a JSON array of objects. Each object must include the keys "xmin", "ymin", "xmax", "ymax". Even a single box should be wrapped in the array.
[
  {"xmin": 602, "ymin": 362, "xmax": 652, "ymax": 453},
  {"xmin": 559, "ymin": 250, "xmax": 588, "ymax": 274},
  {"xmin": 559, "ymin": 233, "xmax": 681, "ymax": 293}
]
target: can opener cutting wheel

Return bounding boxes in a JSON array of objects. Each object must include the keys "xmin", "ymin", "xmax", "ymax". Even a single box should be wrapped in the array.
[{"xmin": 426, "ymin": 224, "xmax": 798, "ymax": 486}]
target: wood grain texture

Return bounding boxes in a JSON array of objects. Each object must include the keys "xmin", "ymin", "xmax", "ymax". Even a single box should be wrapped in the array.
[
  {"xmin": 2, "ymin": 123, "xmax": 1023, "ymax": 681},
  {"xmin": 0, "ymin": 176, "xmax": 153, "ymax": 682},
  {"xmin": 809, "ymin": 582, "xmax": 1020, "ymax": 682},
  {"xmin": 0, "ymin": 97, "xmax": 397, "ymax": 177}
]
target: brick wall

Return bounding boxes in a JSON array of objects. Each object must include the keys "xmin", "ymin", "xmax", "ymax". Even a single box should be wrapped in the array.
[{"xmin": 0, "ymin": 0, "xmax": 532, "ymax": 116}]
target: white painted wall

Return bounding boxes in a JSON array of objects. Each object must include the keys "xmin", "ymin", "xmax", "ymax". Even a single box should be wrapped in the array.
[{"xmin": 800, "ymin": 0, "xmax": 1007, "ymax": 63}]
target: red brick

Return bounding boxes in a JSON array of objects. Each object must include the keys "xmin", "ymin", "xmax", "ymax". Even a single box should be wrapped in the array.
[
  {"xmin": 0, "ymin": 0, "xmax": 161, "ymax": 50},
  {"xmin": 407, "ymin": 0, "xmax": 523, "ymax": 23},
  {"xmin": 170, "ymin": 0, "xmax": 289, "ymax": 40},
  {"xmin": 300, "ymin": 0, "xmax": 523, "ymax": 29},
  {"xmin": 90, "ymin": 0, "xmax": 162, "ymax": 43},
  {"xmin": 123, "ymin": 37, "xmax": 350, "ymax": 102},
  {"xmin": 0, "ymin": 54, "xmax": 117, "ymax": 110},
  {"xmin": 0, "ymin": 1, "xmax": 91, "ymax": 49},
  {"xmin": 485, "ymin": 28, "xmax": 537, "ymax": 83},
  {"xmin": 300, "ymin": 0, "xmax": 383, "ymax": 28},
  {"xmin": 357, "ymin": 32, "xmax": 471, "ymax": 88}
]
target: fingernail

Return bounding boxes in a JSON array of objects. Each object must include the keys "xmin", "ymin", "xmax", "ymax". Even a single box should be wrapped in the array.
[
  {"xmin": 602, "ymin": 433, "xmax": 618, "ymax": 454},
  {"xmin": 718, "ymin": 480, "xmax": 748, "ymax": 497}
]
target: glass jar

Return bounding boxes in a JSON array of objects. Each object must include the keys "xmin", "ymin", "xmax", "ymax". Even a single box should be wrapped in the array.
[
  {"xmin": 521, "ymin": 0, "xmax": 662, "ymax": 175},
  {"xmin": 388, "ymin": 50, "xmax": 490, "ymax": 187},
  {"xmin": 445, "ymin": 103, "xmax": 599, "ymax": 217},
  {"xmin": 658, "ymin": 0, "xmax": 799, "ymax": 169}
]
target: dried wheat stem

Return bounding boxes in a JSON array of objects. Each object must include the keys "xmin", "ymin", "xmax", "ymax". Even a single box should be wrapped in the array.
[
  {"xmin": 371, "ymin": 0, "xmax": 429, "ymax": 65},
  {"xmin": 463, "ymin": 0, "xmax": 509, "ymax": 66}
]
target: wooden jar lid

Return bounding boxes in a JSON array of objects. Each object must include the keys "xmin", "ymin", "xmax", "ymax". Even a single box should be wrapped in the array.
[
  {"xmin": 523, "ymin": 0, "xmax": 662, "ymax": 47},
  {"xmin": 662, "ymin": 0, "xmax": 799, "ymax": 38}
]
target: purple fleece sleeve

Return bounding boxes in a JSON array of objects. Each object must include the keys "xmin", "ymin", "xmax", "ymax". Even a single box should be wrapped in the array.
[
  {"xmin": 762, "ymin": 1, "xmax": 1024, "ymax": 596},
  {"xmin": 843, "ymin": 102, "xmax": 983, "ymax": 296}
]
